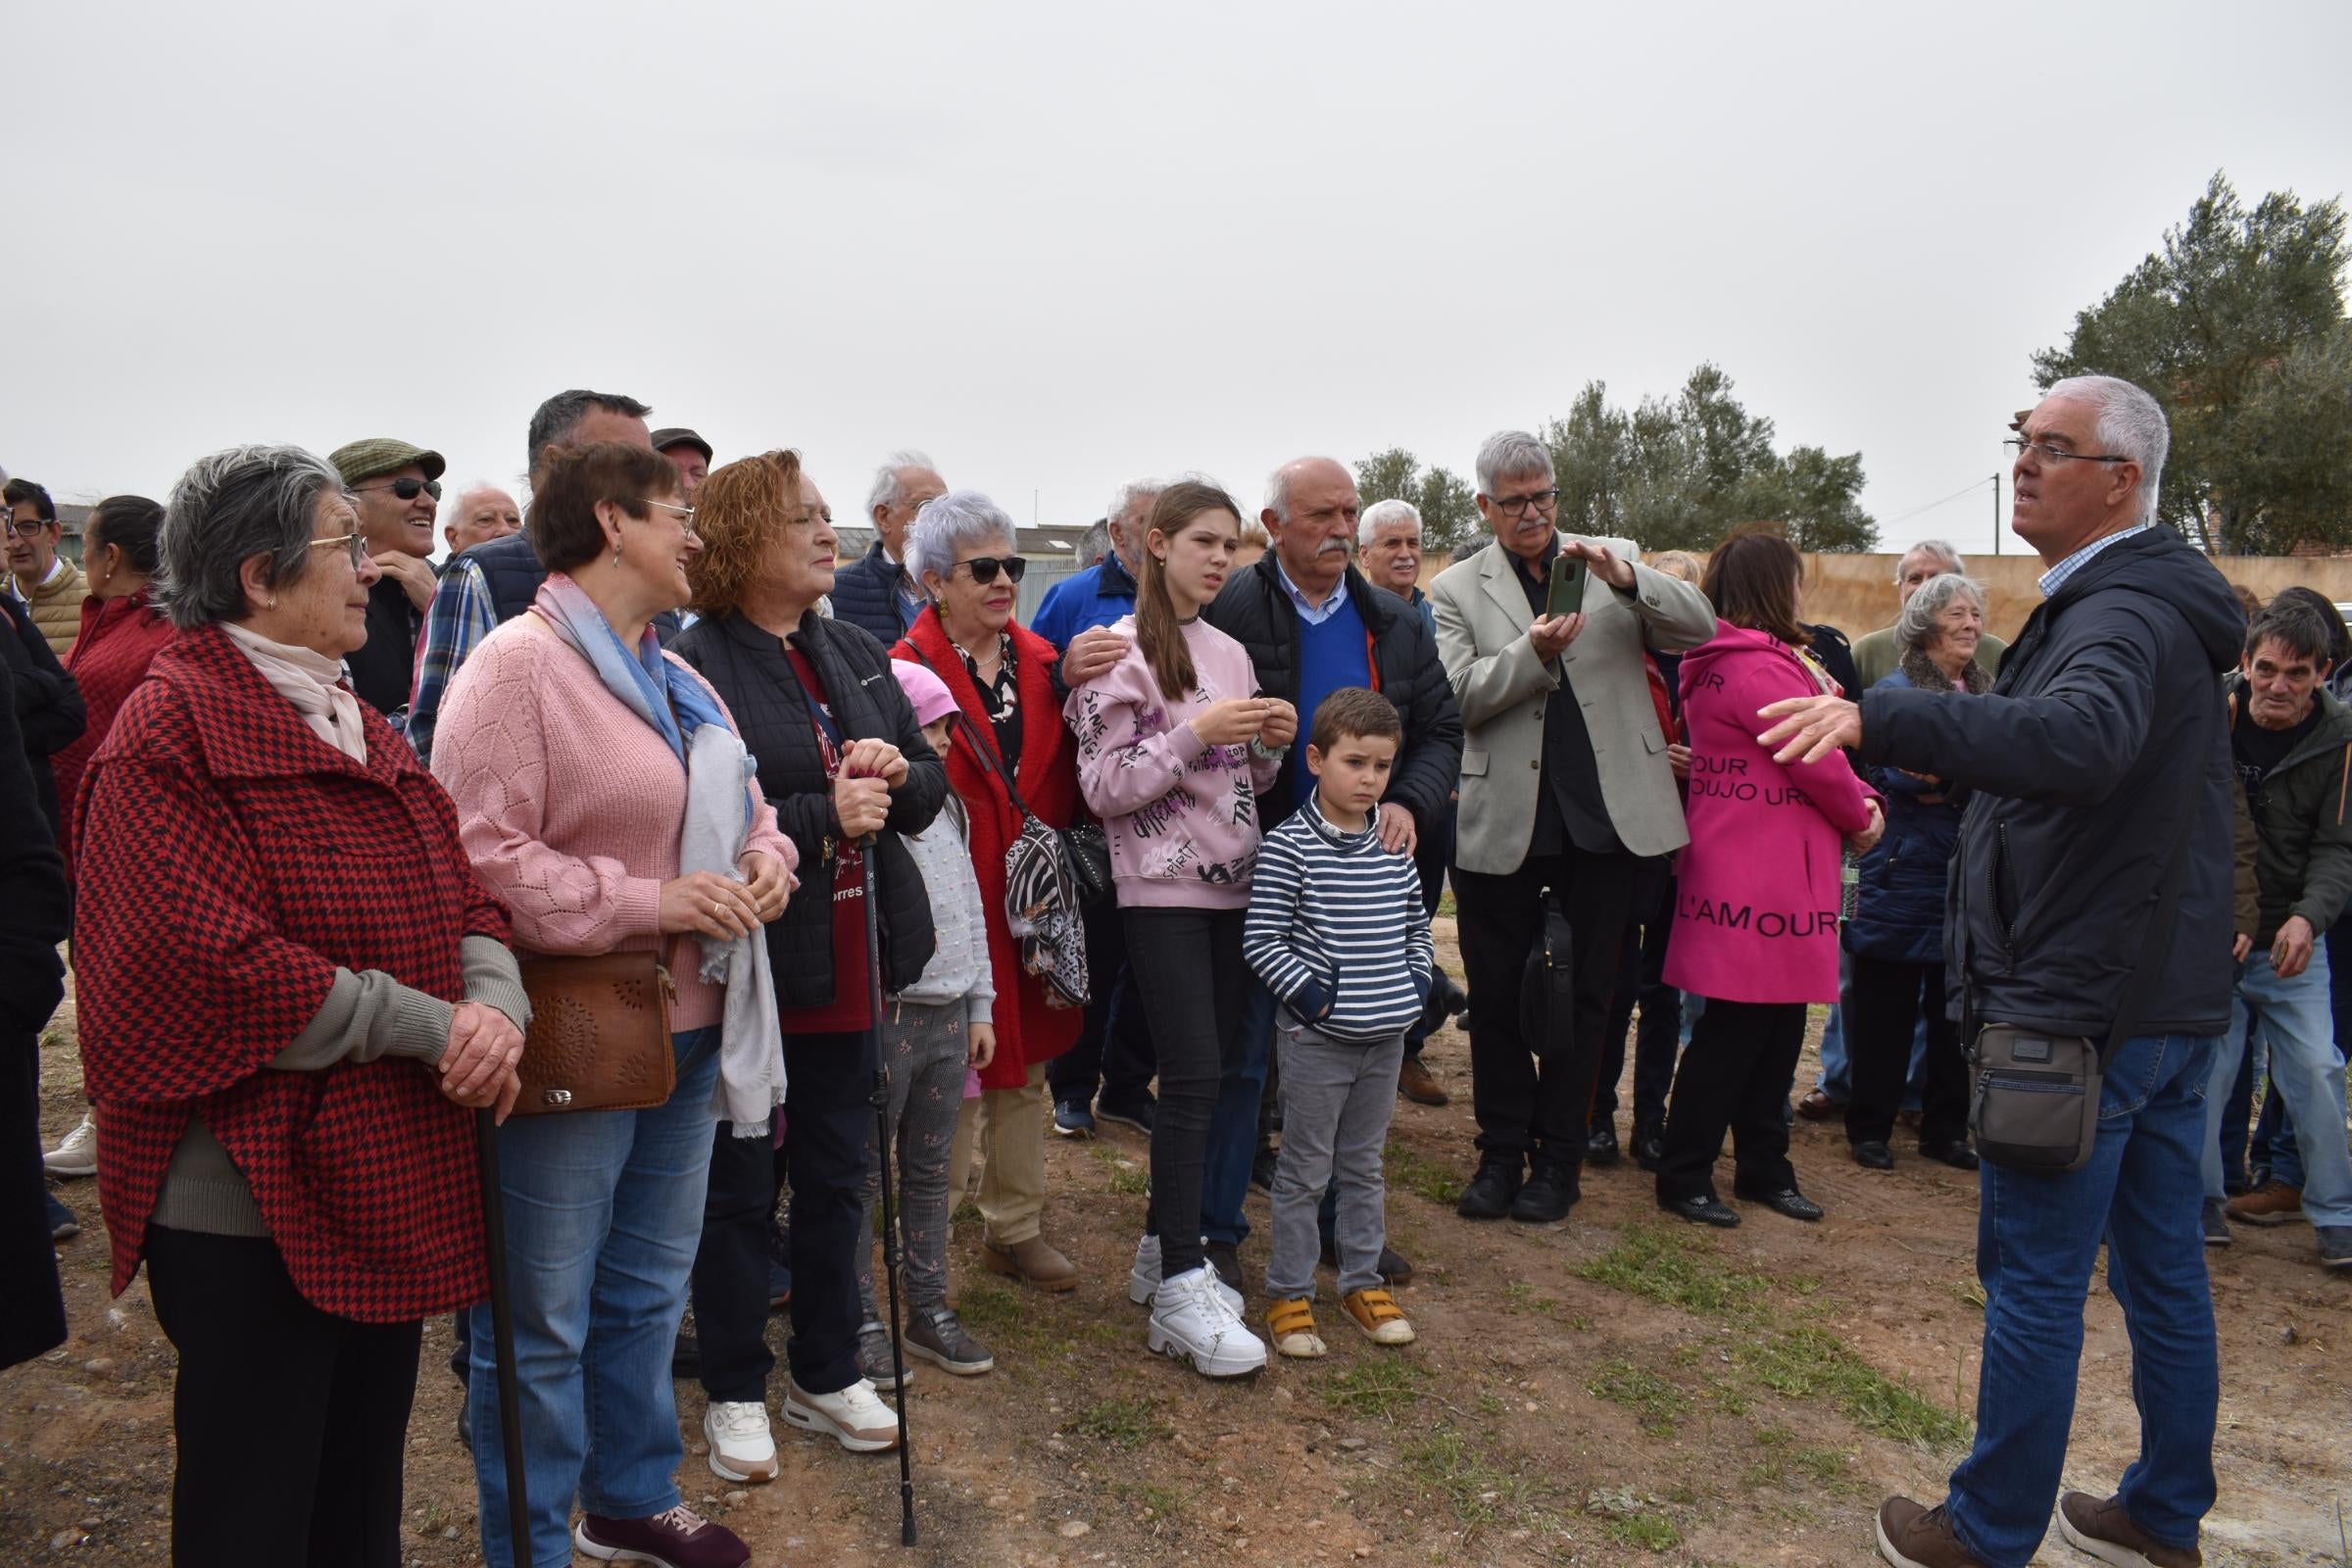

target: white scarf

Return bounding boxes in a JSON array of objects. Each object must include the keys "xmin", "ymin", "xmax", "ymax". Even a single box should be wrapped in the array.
[{"xmin": 222, "ymin": 622, "xmax": 368, "ymax": 763}]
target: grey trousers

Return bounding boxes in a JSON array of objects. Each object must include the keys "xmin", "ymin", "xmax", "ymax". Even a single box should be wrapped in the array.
[
  {"xmin": 1266, "ymin": 1024, "xmax": 1404, "ymax": 1298},
  {"xmin": 858, "ymin": 998, "xmax": 971, "ymax": 1313}
]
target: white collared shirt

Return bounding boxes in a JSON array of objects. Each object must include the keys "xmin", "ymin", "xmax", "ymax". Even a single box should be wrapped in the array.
[
  {"xmin": 2037, "ymin": 523, "xmax": 2153, "ymax": 598},
  {"xmin": 1273, "ymin": 557, "xmax": 1349, "ymax": 626}
]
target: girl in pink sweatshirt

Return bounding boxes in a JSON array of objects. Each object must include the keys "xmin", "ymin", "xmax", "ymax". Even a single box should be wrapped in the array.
[{"xmin": 1064, "ymin": 478, "xmax": 1294, "ymax": 1380}]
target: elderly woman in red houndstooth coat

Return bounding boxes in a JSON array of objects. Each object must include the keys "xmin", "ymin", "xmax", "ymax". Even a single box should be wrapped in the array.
[{"xmin": 73, "ymin": 445, "xmax": 530, "ymax": 1568}]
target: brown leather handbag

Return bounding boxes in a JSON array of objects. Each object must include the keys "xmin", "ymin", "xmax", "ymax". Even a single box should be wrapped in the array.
[{"xmin": 513, "ymin": 951, "xmax": 678, "ymax": 1115}]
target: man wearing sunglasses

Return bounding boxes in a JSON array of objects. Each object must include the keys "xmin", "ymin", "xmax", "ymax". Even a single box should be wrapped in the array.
[{"xmin": 329, "ymin": 437, "xmax": 446, "ymax": 723}]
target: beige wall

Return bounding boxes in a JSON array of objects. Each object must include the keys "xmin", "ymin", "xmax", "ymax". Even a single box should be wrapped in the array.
[{"xmin": 1417, "ymin": 545, "xmax": 2352, "ymax": 645}]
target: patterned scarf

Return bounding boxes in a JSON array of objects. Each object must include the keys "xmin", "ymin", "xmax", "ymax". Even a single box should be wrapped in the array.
[{"xmin": 531, "ymin": 572, "xmax": 730, "ymax": 759}]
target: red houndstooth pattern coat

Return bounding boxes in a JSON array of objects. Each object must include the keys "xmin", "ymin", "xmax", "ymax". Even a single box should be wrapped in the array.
[{"xmin": 74, "ymin": 623, "xmax": 508, "ymax": 1321}]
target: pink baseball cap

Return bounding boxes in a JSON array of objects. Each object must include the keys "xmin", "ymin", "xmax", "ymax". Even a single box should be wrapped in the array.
[{"xmin": 891, "ymin": 660, "xmax": 958, "ymax": 727}]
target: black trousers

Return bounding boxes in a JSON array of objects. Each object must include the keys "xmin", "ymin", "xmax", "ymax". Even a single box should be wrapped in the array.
[
  {"xmin": 1655, "ymin": 1000, "xmax": 1808, "ymax": 1202},
  {"xmin": 1593, "ymin": 866, "xmax": 1679, "ymax": 1136},
  {"xmin": 1844, "ymin": 955, "xmax": 1968, "ymax": 1148},
  {"xmin": 1402, "ymin": 800, "xmax": 1458, "ymax": 1057},
  {"xmin": 2, "ymin": 1037, "xmax": 65, "ymax": 1371},
  {"xmin": 1452, "ymin": 847, "xmax": 1642, "ymax": 1167},
  {"xmin": 690, "ymin": 1027, "xmax": 866, "ymax": 1401},
  {"xmin": 1048, "ymin": 896, "xmax": 1157, "ymax": 1109},
  {"xmin": 146, "ymin": 1226, "xmax": 420, "ymax": 1568},
  {"xmin": 1125, "ymin": 906, "xmax": 1246, "ymax": 1280}
]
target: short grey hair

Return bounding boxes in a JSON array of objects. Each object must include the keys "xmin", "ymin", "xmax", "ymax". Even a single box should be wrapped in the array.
[
  {"xmin": 447, "ymin": 480, "xmax": 514, "ymax": 515},
  {"xmin": 1894, "ymin": 572, "xmax": 1985, "ymax": 656},
  {"xmin": 1475, "ymin": 430, "xmax": 1554, "ymax": 495},
  {"xmin": 157, "ymin": 445, "xmax": 348, "ymax": 630},
  {"xmin": 1105, "ymin": 476, "xmax": 1165, "ymax": 531},
  {"xmin": 866, "ymin": 450, "xmax": 939, "ymax": 517},
  {"xmin": 1077, "ymin": 520, "xmax": 1111, "ymax": 568},
  {"xmin": 906, "ymin": 490, "xmax": 1018, "ymax": 592},
  {"xmin": 2042, "ymin": 374, "xmax": 2170, "ymax": 525},
  {"xmin": 1358, "ymin": 498, "xmax": 1423, "ymax": 547},
  {"xmin": 1895, "ymin": 538, "xmax": 1966, "ymax": 583},
  {"xmin": 525, "ymin": 388, "xmax": 650, "ymax": 477}
]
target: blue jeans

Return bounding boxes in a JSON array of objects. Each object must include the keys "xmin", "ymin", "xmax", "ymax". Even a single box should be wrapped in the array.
[
  {"xmin": 1201, "ymin": 974, "xmax": 1276, "ymax": 1248},
  {"xmin": 469, "ymin": 1029, "xmax": 722, "ymax": 1568},
  {"xmin": 1943, "ymin": 1033, "xmax": 2218, "ymax": 1568},
  {"xmin": 2203, "ymin": 950, "xmax": 2352, "ymax": 1225}
]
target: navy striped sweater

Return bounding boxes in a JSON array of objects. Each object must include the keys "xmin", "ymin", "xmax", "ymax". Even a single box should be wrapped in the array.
[{"xmin": 1243, "ymin": 793, "xmax": 1435, "ymax": 1043}]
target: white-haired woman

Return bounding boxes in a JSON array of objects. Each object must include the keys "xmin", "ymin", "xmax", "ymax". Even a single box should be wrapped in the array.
[
  {"xmin": 1843, "ymin": 571, "xmax": 1985, "ymax": 1173},
  {"xmin": 892, "ymin": 492, "xmax": 1086, "ymax": 1292}
]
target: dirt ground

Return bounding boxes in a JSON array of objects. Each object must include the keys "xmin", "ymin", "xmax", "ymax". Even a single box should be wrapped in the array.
[{"xmin": 9, "ymin": 918, "xmax": 2350, "ymax": 1567}]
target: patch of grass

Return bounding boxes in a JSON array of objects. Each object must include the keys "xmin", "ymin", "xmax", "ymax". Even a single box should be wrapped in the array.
[
  {"xmin": 1600, "ymin": 1511, "xmax": 1682, "ymax": 1551},
  {"xmin": 1793, "ymin": 1445, "xmax": 1847, "ymax": 1481},
  {"xmin": 950, "ymin": 1200, "xmax": 982, "ymax": 1228},
  {"xmin": 1403, "ymin": 1427, "xmax": 1540, "ymax": 1527},
  {"xmin": 1953, "ymin": 1278, "xmax": 1987, "ymax": 1309},
  {"xmin": 1085, "ymin": 1142, "xmax": 1151, "ymax": 1195},
  {"xmin": 1436, "ymin": 890, "xmax": 1456, "ymax": 922},
  {"xmin": 1113, "ymin": 1479, "xmax": 1188, "ymax": 1521},
  {"xmin": 1320, "ymin": 1356, "xmax": 1430, "ymax": 1421},
  {"xmin": 1574, "ymin": 1223, "xmax": 1770, "ymax": 1321},
  {"xmin": 953, "ymin": 1277, "xmax": 1024, "ymax": 1335},
  {"xmin": 1500, "ymin": 1281, "xmax": 1561, "ymax": 1317},
  {"xmin": 1384, "ymin": 1141, "xmax": 1461, "ymax": 1207},
  {"xmin": 1586, "ymin": 1359, "xmax": 1693, "ymax": 1436},
  {"xmin": 412, "ymin": 1498, "xmax": 452, "ymax": 1539},
  {"xmin": 1734, "ymin": 1326, "xmax": 1971, "ymax": 1447},
  {"xmin": 1066, "ymin": 1395, "xmax": 1170, "ymax": 1450}
]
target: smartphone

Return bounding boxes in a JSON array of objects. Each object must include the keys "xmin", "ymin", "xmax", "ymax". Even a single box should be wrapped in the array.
[{"xmin": 1546, "ymin": 552, "xmax": 1587, "ymax": 619}]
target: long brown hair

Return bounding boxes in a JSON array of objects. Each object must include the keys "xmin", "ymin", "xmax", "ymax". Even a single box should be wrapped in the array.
[
  {"xmin": 1701, "ymin": 525, "xmax": 1809, "ymax": 646},
  {"xmin": 1135, "ymin": 479, "xmax": 1241, "ymax": 701}
]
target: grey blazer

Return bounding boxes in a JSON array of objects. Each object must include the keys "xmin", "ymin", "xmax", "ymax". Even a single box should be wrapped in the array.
[{"xmin": 1428, "ymin": 535, "xmax": 1718, "ymax": 875}]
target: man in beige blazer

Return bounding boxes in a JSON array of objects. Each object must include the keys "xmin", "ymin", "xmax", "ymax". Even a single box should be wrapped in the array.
[{"xmin": 1427, "ymin": 431, "xmax": 1717, "ymax": 1224}]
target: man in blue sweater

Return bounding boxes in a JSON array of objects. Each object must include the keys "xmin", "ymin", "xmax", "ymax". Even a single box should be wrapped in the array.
[{"xmin": 1032, "ymin": 478, "xmax": 1166, "ymax": 1139}]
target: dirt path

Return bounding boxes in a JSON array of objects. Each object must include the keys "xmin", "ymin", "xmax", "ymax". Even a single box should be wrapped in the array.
[{"xmin": 9, "ymin": 922, "xmax": 2349, "ymax": 1566}]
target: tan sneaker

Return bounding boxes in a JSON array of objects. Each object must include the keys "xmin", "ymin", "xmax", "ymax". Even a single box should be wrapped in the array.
[
  {"xmin": 1340, "ymin": 1288, "xmax": 1415, "ymax": 1346},
  {"xmin": 2225, "ymin": 1179, "xmax": 2303, "ymax": 1227},
  {"xmin": 2056, "ymin": 1491, "xmax": 2201, "ymax": 1566},
  {"xmin": 1874, "ymin": 1497, "xmax": 1986, "ymax": 1567},
  {"xmin": 981, "ymin": 1234, "xmax": 1079, "ymax": 1292},
  {"xmin": 1264, "ymin": 1296, "xmax": 1327, "ymax": 1358}
]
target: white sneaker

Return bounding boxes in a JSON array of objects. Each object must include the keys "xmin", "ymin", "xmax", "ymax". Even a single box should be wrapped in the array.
[
  {"xmin": 782, "ymin": 1376, "xmax": 901, "ymax": 1453},
  {"xmin": 704, "ymin": 1400, "xmax": 779, "ymax": 1483},
  {"xmin": 1128, "ymin": 1233, "xmax": 1243, "ymax": 1312},
  {"xmin": 44, "ymin": 1111, "xmax": 96, "ymax": 1179},
  {"xmin": 1148, "ymin": 1266, "xmax": 1266, "ymax": 1379}
]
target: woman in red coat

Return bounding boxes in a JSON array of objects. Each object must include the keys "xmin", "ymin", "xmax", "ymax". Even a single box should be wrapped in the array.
[
  {"xmin": 74, "ymin": 446, "xmax": 529, "ymax": 1568},
  {"xmin": 42, "ymin": 496, "xmax": 176, "ymax": 1184},
  {"xmin": 896, "ymin": 491, "xmax": 1085, "ymax": 1291}
]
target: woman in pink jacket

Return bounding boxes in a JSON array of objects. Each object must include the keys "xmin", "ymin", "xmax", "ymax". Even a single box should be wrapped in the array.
[{"xmin": 1657, "ymin": 529, "xmax": 1882, "ymax": 1229}]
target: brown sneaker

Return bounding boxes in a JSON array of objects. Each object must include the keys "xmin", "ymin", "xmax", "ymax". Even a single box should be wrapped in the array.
[
  {"xmin": 2224, "ymin": 1179, "xmax": 2304, "ymax": 1227},
  {"xmin": 1397, "ymin": 1055, "xmax": 1449, "ymax": 1106},
  {"xmin": 981, "ymin": 1234, "xmax": 1079, "ymax": 1292},
  {"xmin": 2057, "ymin": 1491, "xmax": 2202, "ymax": 1567},
  {"xmin": 1874, "ymin": 1496, "xmax": 1986, "ymax": 1567}
]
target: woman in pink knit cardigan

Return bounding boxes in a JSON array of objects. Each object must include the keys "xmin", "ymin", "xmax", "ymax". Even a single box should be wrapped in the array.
[{"xmin": 433, "ymin": 443, "xmax": 795, "ymax": 1568}]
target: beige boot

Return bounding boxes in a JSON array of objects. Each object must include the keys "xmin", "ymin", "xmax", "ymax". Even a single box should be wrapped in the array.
[{"xmin": 981, "ymin": 1234, "xmax": 1078, "ymax": 1292}]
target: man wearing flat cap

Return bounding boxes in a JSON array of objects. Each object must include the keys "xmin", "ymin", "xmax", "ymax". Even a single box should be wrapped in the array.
[
  {"xmin": 328, "ymin": 437, "xmax": 444, "ymax": 725},
  {"xmin": 653, "ymin": 427, "xmax": 712, "ymax": 501}
]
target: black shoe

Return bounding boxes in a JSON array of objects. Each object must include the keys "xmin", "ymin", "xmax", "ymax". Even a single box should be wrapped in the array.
[
  {"xmin": 1204, "ymin": 1241, "xmax": 1244, "ymax": 1298},
  {"xmin": 1659, "ymin": 1193, "xmax": 1740, "ymax": 1228},
  {"xmin": 1095, "ymin": 1096, "xmax": 1155, "ymax": 1134},
  {"xmin": 1632, "ymin": 1123, "xmax": 1667, "ymax": 1173},
  {"xmin": 1250, "ymin": 1146, "xmax": 1279, "ymax": 1194},
  {"xmin": 1921, "ymin": 1140, "xmax": 1981, "ymax": 1172},
  {"xmin": 1852, "ymin": 1141, "xmax": 1894, "ymax": 1171},
  {"xmin": 670, "ymin": 1333, "xmax": 701, "ymax": 1382},
  {"xmin": 1510, "ymin": 1159, "xmax": 1579, "ymax": 1224},
  {"xmin": 1455, "ymin": 1155, "xmax": 1522, "ymax": 1220},
  {"xmin": 2202, "ymin": 1199, "xmax": 2232, "ymax": 1248},
  {"xmin": 1320, "ymin": 1238, "xmax": 1413, "ymax": 1286},
  {"xmin": 1737, "ymin": 1185, "xmax": 1824, "ymax": 1222},
  {"xmin": 1583, "ymin": 1123, "xmax": 1621, "ymax": 1168}
]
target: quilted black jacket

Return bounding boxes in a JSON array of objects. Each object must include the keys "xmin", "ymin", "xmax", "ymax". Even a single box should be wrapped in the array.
[{"xmin": 671, "ymin": 609, "xmax": 946, "ymax": 1005}]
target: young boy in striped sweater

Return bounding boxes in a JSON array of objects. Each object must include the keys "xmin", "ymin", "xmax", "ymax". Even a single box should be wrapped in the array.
[{"xmin": 1243, "ymin": 688, "xmax": 1435, "ymax": 1357}]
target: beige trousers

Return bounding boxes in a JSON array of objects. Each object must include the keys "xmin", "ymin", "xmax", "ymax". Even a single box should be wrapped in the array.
[{"xmin": 972, "ymin": 1060, "xmax": 1049, "ymax": 1245}]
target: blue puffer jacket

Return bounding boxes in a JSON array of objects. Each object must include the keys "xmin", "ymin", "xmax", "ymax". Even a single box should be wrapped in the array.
[{"xmin": 1844, "ymin": 668, "xmax": 1964, "ymax": 965}]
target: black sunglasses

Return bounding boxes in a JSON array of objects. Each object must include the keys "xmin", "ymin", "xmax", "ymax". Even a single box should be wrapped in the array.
[
  {"xmin": 355, "ymin": 475, "xmax": 443, "ymax": 503},
  {"xmin": 956, "ymin": 555, "xmax": 1027, "ymax": 586}
]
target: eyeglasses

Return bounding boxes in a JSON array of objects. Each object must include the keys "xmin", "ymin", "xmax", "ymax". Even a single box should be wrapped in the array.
[
  {"xmin": 353, "ymin": 475, "xmax": 443, "ymax": 502},
  {"xmin": 647, "ymin": 500, "xmax": 698, "ymax": 534},
  {"xmin": 955, "ymin": 555, "xmax": 1027, "ymax": 585},
  {"xmin": 3, "ymin": 518, "xmax": 56, "ymax": 539},
  {"xmin": 308, "ymin": 531, "xmax": 369, "ymax": 570},
  {"xmin": 1491, "ymin": 488, "xmax": 1560, "ymax": 517},
  {"xmin": 2003, "ymin": 437, "xmax": 2131, "ymax": 466}
]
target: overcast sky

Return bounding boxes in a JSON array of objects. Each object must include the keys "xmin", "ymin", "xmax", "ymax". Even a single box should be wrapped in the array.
[{"xmin": 7, "ymin": 1, "xmax": 2349, "ymax": 562}]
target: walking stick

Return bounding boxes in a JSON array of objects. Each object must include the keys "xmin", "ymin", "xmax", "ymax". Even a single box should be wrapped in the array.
[
  {"xmin": 473, "ymin": 1107, "xmax": 533, "ymax": 1567},
  {"xmin": 858, "ymin": 840, "xmax": 919, "ymax": 1545}
]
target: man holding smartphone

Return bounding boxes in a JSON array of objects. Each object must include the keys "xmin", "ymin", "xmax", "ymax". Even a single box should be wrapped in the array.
[{"xmin": 1427, "ymin": 431, "xmax": 1715, "ymax": 1224}]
